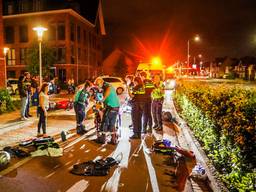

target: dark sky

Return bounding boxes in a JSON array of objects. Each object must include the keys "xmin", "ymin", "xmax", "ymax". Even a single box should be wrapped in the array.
[{"xmin": 101, "ymin": 0, "xmax": 256, "ymax": 63}]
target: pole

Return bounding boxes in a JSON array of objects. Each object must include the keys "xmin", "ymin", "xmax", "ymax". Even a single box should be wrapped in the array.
[
  {"xmin": 39, "ymin": 40, "xmax": 42, "ymax": 87},
  {"xmin": 4, "ymin": 53, "xmax": 7, "ymax": 88},
  {"xmin": 187, "ymin": 40, "xmax": 190, "ymax": 74},
  {"xmin": 76, "ymin": 47, "xmax": 79, "ymax": 84},
  {"xmin": 87, "ymin": 33, "xmax": 90, "ymax": 80}
]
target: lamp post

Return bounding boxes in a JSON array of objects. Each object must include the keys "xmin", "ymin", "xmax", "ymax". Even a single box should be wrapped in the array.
[
  {"xmin": 3, "ymin": 47, "xmax": 9, "ymax": 88},
  {"xmin": 187, "ymin": 35, "xmax": 200, "ymax": 74},
  {"xmin": 33, "ymin": 26, "xmax": 47, "ymax": 87}
]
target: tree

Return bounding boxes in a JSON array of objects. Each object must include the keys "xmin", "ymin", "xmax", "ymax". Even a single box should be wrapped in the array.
[{"xmin": 26, "ymin": 41, "xmax": 56, "ymax": 77}]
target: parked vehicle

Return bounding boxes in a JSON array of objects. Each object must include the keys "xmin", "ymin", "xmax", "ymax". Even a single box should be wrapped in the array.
[
  {"xmin": 7, "ymin": 78, "xmax": 19, "ymax": 95},
  {"xmin": 100, "ymin": 76, "xmax": 126, "ymax": 95}
]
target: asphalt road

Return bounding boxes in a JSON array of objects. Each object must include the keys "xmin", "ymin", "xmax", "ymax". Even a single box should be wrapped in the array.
[{"xmin": 0, "ymin": 91, "xmax": 211, "ymax": 192}]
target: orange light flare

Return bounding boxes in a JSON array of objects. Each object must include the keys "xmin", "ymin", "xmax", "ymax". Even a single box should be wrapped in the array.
[{"xmin": 166, "ymin": 66, "xmax": 175, "ymax": 74}]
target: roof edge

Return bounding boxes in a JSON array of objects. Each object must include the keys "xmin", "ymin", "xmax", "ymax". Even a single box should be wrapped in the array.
[{"xmin": 3, "ymin": 9, "xmax": 95, "ymax": 27}]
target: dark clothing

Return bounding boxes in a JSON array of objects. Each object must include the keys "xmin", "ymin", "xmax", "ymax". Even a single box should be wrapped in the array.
[
  {"xmin": 142, "ymin": 101, "xmax": 152, "ymax": 133},
  {"xmin": 131, "ymin": 85, "xmax": 145, "ymax": 103},
  {"xmin": 131, "ymin": 101, "xmax": 144, "ymax": 136},
  {"xmin": 152, "ymin": 100, "xmax": 163, "ymax": 128},
  {"xmin": 38, "ymin": 107, "xmax": 46, "ymax": 134},
  {"xmin": 131, "ymin": 85, "xmax": 146, "ymax": 135},
  {"xmin": 74, "ymin": 103, "xmax": 85, "ymax": 127},
  {"xmin": 142, "ymin": 79, "xmax": 154, "ymax": 132},
  {"xmin": 18, "ymin": 77, "xmax": 27, "ymax": 98},
  {"xmin": 100, "ymin": 106, "xmax": 119, "ymax": 132}
]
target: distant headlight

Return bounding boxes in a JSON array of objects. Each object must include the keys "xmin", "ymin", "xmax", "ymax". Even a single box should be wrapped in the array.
[{"xmin": 165, "ymin": 79, "xmax": 176, "ymax": 89}]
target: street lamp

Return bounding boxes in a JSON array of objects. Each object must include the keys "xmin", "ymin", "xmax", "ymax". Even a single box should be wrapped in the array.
[
  {"xmin": 187, "ymin": 35, "xmax": 200, "ymax": 73},
  {"xmin": 33, "ymin": 26, "xmax": 47, "ymax": 87},
  {"xmin": 3, "ymin": 47, "xmax": 9, "ymax": 88}
]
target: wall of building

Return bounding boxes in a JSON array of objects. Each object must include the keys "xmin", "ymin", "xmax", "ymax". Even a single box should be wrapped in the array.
[
  {"xmin": 0, "ymin": 0, "xmax": 6, "ymax": 88},
  {"xmin": 3, "ymin": 9, "xmax": 103, "ymax": 84}
]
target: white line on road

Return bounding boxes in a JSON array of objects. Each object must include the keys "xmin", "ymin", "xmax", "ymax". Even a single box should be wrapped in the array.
[
  {"xmin": 101, "ymin": 127, "xmax": 131, "ymax": 192},
  {"xmin": 45, "ymin": 171, "xmax": 56, "ymax": 179},
  {"xmin": 142, "ymin": 140, "xmax": 160, "ymax": 192},
  {"xmin": 0, "ymin": 156, "xmax": 32, "ymax": 177},
  {"xmin": 65, "ymin": 179, "xmax": 89, "ymax": 192}
]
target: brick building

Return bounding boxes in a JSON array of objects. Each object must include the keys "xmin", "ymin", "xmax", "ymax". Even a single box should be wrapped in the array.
[
  {"xmin": 0, "ymin": 0, "xmax": 5, "ymax": 88},
  {"xmin": 2, "ymin": 0, "xmax": 105, "ymax": 83}
]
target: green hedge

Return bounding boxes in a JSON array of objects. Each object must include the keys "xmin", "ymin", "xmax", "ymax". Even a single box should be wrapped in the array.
[
  {"xmin": 0, "ymin": 89, "xmax": 15, "ymax": 114},
  {"xmin": 174, "ymin": 81, "xmax": 256, "ymax": 192}
]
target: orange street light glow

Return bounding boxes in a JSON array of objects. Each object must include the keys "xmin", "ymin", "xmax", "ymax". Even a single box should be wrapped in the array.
[
  {"xmin": 151, "ymin": 57, "xmax": 162, "ymax": 66},
  {"xmin": 33, "ymin": 26, "xmax": 48, "ymax": 41}
]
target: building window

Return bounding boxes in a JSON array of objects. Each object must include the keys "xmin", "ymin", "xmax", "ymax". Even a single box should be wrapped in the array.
[
  {"xmin": 77, "ymin": 26, "xmax": 81, "ymax": 42},
  {"xmin": 19, "ymin": 25, "xmax": 28, "ymax": 42},
  {"xmin": 7, "ymin": 71, "xmax": 16, "ymax": 78},
  {"xmin": 5, "ymin": 26, "xmax": 15, "ymax": 44},
  {"xmin": 55, "ymin": 47, "xmax": 66, "ymax": 63},
  {"xmin": 57, "ymin": 23, "xmax": 65, "ymax": 40},
  {"xmin": 71, "ymin": 46, "xmax": 75, "ymax": 64},
  {"xmin": 58, "ymin": 69, "xmax": 66, "ymax": 83},
  {"xmin": 70, "ymin": 23, "xmax": 75, "ymax": 41},
  {"xmin": 7, "ymin": 48, "xmax": 16, "ymax": 66},
  {"xmin": 33, "ymin": 0, "xmax": 42, "ymax": 11},
  {"xmin": 83, "ymin": 30, "xmax": 87, "ymax": 44},
  {"xmin": 18, "ymin": 0, "xmax": 31, "ymax": 13},
  {"xmin": 48, "ymin": 25, "xmax": 56, "ymax": 41},
  {"xmin": 20, "ymin": 48, "xmax": 27, "ymax": 64},
  {"xmin": 78, "ymin": 48, "xmax": 81, "ymax": 63},
  {"xmin": 7, "ymin": 3, "xmax": 14, "ymax": 15}
]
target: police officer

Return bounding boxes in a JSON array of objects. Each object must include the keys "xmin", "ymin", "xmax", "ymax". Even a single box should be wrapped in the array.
[
  {"xmin": 95, "ymin": 77, "xmax": 120, "ymax": 144},
  {"xmin": 151, "ymin": 75, "xmax": 165, "ymax": 131},
  {"xmin": 140, "ymin": 71, "xmax": 154, "ymax": 133},
  {"xmin": 74, "ymin": 80, "xmax": 91, "ymax": 134},
  {"xmin": 128, "ymin": 76, "xmax": 145, "ymax": 139}
]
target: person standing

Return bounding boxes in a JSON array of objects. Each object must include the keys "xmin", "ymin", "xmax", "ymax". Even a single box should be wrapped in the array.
[
  {"xmin": 37, "ymin": 83, "xmax": 49, "ymax": 137},
  {"xmin": 74, "ymin": 80, "xmax": 91, "ymax": 134},
  {"xmin": 24, "ymin": 72, "xmax": 32, "ymax": 118},
  {"xmin": 128, "ymin": 76, "xmax": 145, "ymax": 139},
  {"xmin": 18, "ymin": 74, "xmax": 28, "ymax": 121},
  {"xmin": 151, "ymin": 75, "xmax": 165, "ymax": 131},
  {"xmin": 95, "ymin": 77, "xmax": 120, "ymax": 144},
  {"xmin": 140, "ymin": 71, "xmax": 154, "ymax": 134}
]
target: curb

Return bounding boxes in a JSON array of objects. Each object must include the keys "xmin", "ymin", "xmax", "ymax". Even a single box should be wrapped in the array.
[{"xmin": 167, "ymin": 99, "xmax": 229, "ymax": 192}]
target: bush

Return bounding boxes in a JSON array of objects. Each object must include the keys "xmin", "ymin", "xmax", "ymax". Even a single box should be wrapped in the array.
[
  {"xmin": 0, "ymin": 89, "xmax": 15, "ymax": 114},
  {"xmin": 174, "ymin": 81, "xmax": 256, "ymax": 191}
]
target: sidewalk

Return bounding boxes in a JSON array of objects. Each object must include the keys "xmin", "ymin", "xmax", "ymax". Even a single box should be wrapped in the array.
[{"xmin": 0, "ymin": 92, "xmax": 88, "ymax": 149}]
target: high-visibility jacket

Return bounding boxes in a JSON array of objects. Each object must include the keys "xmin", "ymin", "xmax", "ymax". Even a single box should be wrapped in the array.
[
  {"xmin": 74, "ymin": 90, "xmax": 90, "ymax": 106},
  {"xmin": 151, "ymin": 81, "xmax": 165, "ymax": 100},
  {"xmin": 131, "ymin": 85, "xmax": 145, "ymax": 102}
]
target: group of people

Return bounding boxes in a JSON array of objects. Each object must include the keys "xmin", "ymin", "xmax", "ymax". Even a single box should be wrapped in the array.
[
  {"xmin": 17, "ymin": 71, "xmax": 164, "ymax": 142},
  {"xmin": 126, "ymin": 71, "xmax": 165, "ymax": 139},
  {"xmin": 18, "ymin": 72, "xmax": 38, "ymax": 121},
  {"xmin": 73, "ymin": 77, "xmax": 120, "ymax": 144},
  {"xmin": 18, "ymin": 72, "xmax": 50, "ymax": 137}
]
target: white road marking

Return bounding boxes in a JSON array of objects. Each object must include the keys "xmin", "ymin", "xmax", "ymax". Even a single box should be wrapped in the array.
[
  {"xmin": 0, "ymin": 156, "xmax": 32, "ymax": 177},
  {"xmin": 101, "ymin": 127, "xmax": 131, "ymax": 192},
  {"xmin": 65, "ymin": 179, "xmax": 89, "ymax": 192},
  {"xmin": 79, "ymin": 144, "xmax": 86, "ymax": 149},
  {"xmin": 45, "ymin": 171, "xmax": 56, "ymax": 179},
  {"xmin": 142, "ymin": 140, "xmax": 160, "ymax": 192}
]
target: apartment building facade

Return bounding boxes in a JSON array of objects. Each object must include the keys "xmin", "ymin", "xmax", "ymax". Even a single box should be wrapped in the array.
[
  {"xmin": 2, "ymin": 0, "xmax": 105, "ymax": 83},
  {"xmin": 0, "ymin": 0, "xmax": 5, "ymax": 88}
]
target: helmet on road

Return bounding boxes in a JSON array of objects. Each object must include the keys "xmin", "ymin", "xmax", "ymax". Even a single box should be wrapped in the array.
[{"xmin": 0, "ymin": 151, "xmax": 11, "ymax": 167}]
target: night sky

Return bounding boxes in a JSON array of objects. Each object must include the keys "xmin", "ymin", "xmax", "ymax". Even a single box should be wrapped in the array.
[{"xmin": 101, "ymin": 0, "xmax": 256, "ymax": 63}]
